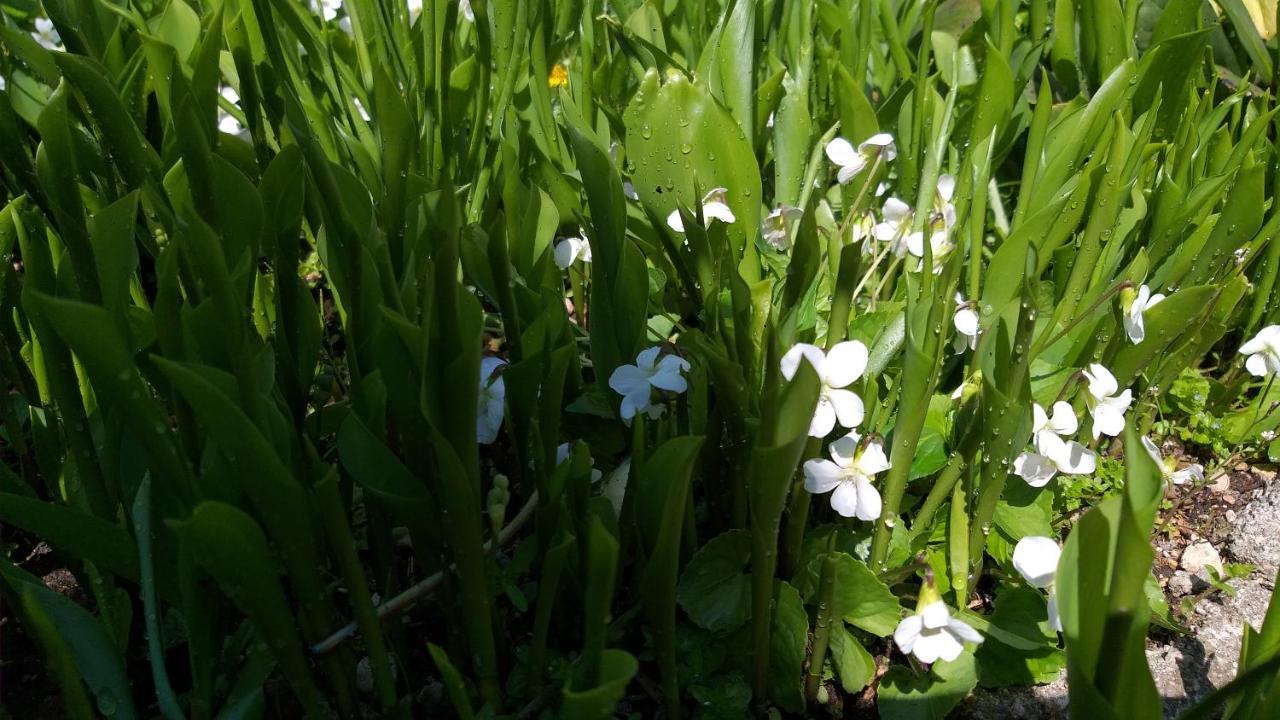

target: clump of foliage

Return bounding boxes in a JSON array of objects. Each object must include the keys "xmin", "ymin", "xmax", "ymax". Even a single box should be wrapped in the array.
[{"xmin": 6, "ymin": 0, "xmax": 1280, "ymax": 718}]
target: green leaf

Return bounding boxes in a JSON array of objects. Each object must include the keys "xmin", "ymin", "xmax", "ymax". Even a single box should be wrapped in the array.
[
  {"xmin": 768, "ymin": 580, "xmax": 808, "ymax": 713},
  {"xmin": 561, "ymin": 649, "xmax": 639, "ymax": 720},
  {"xmin": 974, "ymin": 586, "xmax": 1066, "ymax": 687},
  {"xmin": 623, "ymin": 69, "xmax": 762, "ymax": 262},
  {"xmin": 172, "ymin": 502, "xmax": 324, "ymax": 718},
  {"xmin": 878, "ymin": 651, "xmax": 978, "ymax": 720},
  {"xmin": 0, "ymin": 558, "xmax": 139, "ymax": 720},
  {"xmin": 0, "ymin": 493, "xmax": 140, "ymax": 585},
  {"xmin": 805, "ymin": 552, "xmax": 902, "ymax": 637},
  {"xmin": 829, "ymin": 624, "xmax": 876, "ymax": 693},
  {"xmin": 677, "ymin": 529, "xmax": 753, "ymax": 634}
]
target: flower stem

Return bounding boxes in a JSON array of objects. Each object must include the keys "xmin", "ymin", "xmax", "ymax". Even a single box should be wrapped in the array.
[{"xmin": 804, "ymin": 534, "xmax": 839, "ymax": 704}]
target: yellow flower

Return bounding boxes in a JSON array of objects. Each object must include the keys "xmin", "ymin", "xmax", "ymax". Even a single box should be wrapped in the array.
[{"xmin": 549, "ymin": 63, "xmax": 568, "ymax": 88}]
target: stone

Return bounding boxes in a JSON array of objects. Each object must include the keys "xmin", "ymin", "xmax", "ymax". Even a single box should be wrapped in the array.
[
  {"xmin": 1168, "ymin": 571, "xmax": 1194, "ymax": 596},
  {"xmin": 1256, "ymin": 468, "xmax": 1277, "ymax": 482},
  {"xmin": 1209, "ymin": 472, "xmax": 1231, "ymax": 493},
  {"xmin": 1232, "ymin": 479, "xmax": 1280, "ymax": 575},
  {"xmin": 1181, "ymin": 542, "xmax": 1223, "ymax": 575}
]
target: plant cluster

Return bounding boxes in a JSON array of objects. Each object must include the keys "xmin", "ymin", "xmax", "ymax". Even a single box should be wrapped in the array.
[{"xmin": 7, "ymin": 0, "xmax": 1280, "ymax": 718}]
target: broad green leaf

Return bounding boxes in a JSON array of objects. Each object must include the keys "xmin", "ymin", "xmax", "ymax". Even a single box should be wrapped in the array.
[
  {"xmin": 974, "ymin": 587, "xmax": 1066, "ymax": 687},
  {"xmin": 677, "ymin": 529, "xmax": 753, "ymax": 634},
  {"xmin": 768, "ymin": 580, "xmax": 808, "ymax": 713},
  {"xmin": 829, "ymin": 624, "xmax": 876, "ymax": 693},
  {"xmin": 878, "ymin": 651, "xmax": 978, "ymax": 720},
  {"xmin": 561, "ymin": 649, "xmax": 639, "ymax": 720},
  {"xmin": 624, "ymin": 69, "xmax": 762, "ymax": 262}
]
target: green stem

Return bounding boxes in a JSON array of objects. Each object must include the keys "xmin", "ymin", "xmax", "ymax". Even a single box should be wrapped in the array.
[{"xmin": 804, "ymin": 535, "xmax": 839, "ymax": 703}]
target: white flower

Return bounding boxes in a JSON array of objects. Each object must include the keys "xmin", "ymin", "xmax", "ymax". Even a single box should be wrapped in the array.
[
  {"xmin": 407, "ymin": 0, "xmax": 423, "ymax": 20},
  {"xmin": 872, "ymin": 197, "xmax": 913, "ymax": 256},
  {"xmin": 761, "ymin": 204, "xmax": 803, "ymax": 251},
  {"xmin": 477, "ymin": 356, "xmax": 506, "ymax": 444},
  {"xmin": 904, "ymin": 176, "xmax": 957, "ymax": 272},
  {"xmin": 1012, "ymin": 536, "xmax": 1063, "ymax": 632},
  {"xmin": 460, "ymin": 0, "xmax": 475, "ymax": 22},
  {"xmin": 608, "ymin": 346, "xmax": 690, "ymax": 421},
  {"xmin": 1082, "ymin": 363, "xmax": 1132, "ymax": 439},
  {"xmin": 894, "ymin": 600, "xmax": 983, "ymax": 664},
  {"xmin": 1141, "ymin": 436, "xmax": 1204, "ymax": 486},
  {"xmin": 1013, "ymin": 402, "xmax": 1095, "ymax": 487},
  {"xmin": 780, "ymin": 341, "xmax": 868, "ymax": 437},
  {"xmin": 1241, "ymin": 326, "xmax": 1280, "ymax": 377},
  {"xmin": 850, "ymin": 211, "xmax": 876, "ymax": 254},
  {"xmin": 953, "ymin": 294, "xmax": 979, "ymax": 353},
  {"xmin": 802, "ymin": 431, "xmax": 889, "ymax": 520},
  {"xmin": 556, "ymin": 442, "xmax": 603, "ymax": 483},
  {"xmin": 666, "ymin": 187, "xmax": 736, "ymax": 232},
  {"xmin": 217, "ymin": 86, "xmax": 243, "ymax": 135},
  {"xmin": 1122, "ymin": 284, "xmax": 1165, "ymax": 344},
  {"xmin": 554, "ymin": 230, "xmax": 592, "ymax": 268},
  {"xmin": 317, "ymin": 0, "xmax": 342, "ymax": 21},
  {"xmin": 825, "ymin": 133, "xmax": 896, "ymax": 185},
  {"xmin": 33, "ymin": 17, "xmax": 62, "ymax": 51}
]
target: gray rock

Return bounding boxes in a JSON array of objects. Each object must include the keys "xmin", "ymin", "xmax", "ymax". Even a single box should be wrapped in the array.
[
  {"xmin": 1180, "ymin": 541, "xmax": 1223, "ymax": 575},
  {"xmin": 1168, "ymin": 571, "xmax": 1194, "ymax": 597},
  {"xmin": 1231, "ymin": 479, "xmax": 1280, "ymax": 575},
  {"xmin": 959, "ymin": 576, "xmax": 1274, "ymax": 719}
]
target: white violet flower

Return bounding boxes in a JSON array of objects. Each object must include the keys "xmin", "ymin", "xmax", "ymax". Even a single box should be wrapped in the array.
[
  {"xmin": 1141, "ymin": 437, "xmax": 1204, "ymax": 486},
  {"xmin": 1012, "ymin": 536, "xmax": 1063, "ymax": 632},
  {"xmin": 761, "ymin": 204, "xmax": 803, "ymax": 251},
  {"xmin": 556, "ymin": 442, "xmax": 603, "ymax": 483},
  {"xmin": 825, "ymin": 133, "xmax": 896, "ymax": 185},
  {"xmin": 554, "ymin": 229, "xmax": 592, "ymax": 268},
  {"xmin": 477, "ymin": 356, "xmax": 506, "ymax": 444},
  {"xmin": 1240, "ymin": 325, "xmax": 1280, "ymax": 377},
  {"xmin": 460, "ymin": 0, "xmax": 475, "ymax": 22},
  {"xmin": 1082, "ymin": 363, "xmax": 1132, "ymax": 439},
  {"xmin": 1122, "ymin": 284, "xmax": 1165, "ymax": 344},
  {"xmin": 894, "ymin": 591, "xmax": 983, "ymax": 664},
  {"xmin": 666, "ymin": 187, "xmax": 736, "ymax": 232},
  {"xmin": 953, "ymin": 294, "xmax": 980, "ymax": 353},
  {"xmin": 608, "ymin": 346, "xmax": 690, "ymax": 421},
  {"xmin": 780, "ymin": 341, "xmax": 869, "ymax": 437},
  {"xmin": 904, "ymin": 176, "xmax": 957, "ymax": 273},
  {"xmin": 1013, "ymin": 402, "xmax": 1096, "ymax": 487},
  {"xmin": 802, "ymin": 430, "xmax": 889, "ymax": 520},
  {"xmin": 33, "ymin": 17, "xmax": 62, "ymax": 51}
]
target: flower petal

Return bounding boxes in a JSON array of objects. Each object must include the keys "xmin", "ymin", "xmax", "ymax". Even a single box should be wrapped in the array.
[
  {"xmin": 946, "ymin": 618, "xmax": 984, "ymax": 645},
  {"xmin": 1014, "ymin": 452, "xmax": 1057, "ymax": 488},
  {"xmin": 894, "ymin": 615, "xmax": 923, "ymax": 655},
  {"xmin": 1047, "ymin": 401, "xmax": 1078, "ymax": 436},
  {"xmin": 829, "ymin": 480, "xmax": 862, "ymax": 517},
  {"xmin": 608, "ymin": 364, "xmax": 649, "ymax": 397},
  {"xmin": 827, "ymin": 389, "xmax": 866, "ymax": 430},
  {"xmin": 921, "ymin": 601, "xmax": 950, "ymax": 629},
  {"xmin": 780, "ymin": 343, "xmax": 825, "ymax": 381},
  {"xmin": 954, "ymin": 307, "xmax": 980, "ymax": 338},
  {"xmin": 809, "ymin": 400, "xmax": 837, "ymax": 438},
  {"xmin": 1141, "ymin": 436, "xmax": 1163, "ymax": 465},
  {"xmin": 666, "ymin": 209, "xmax": 686, "ymax": 233},
  {"xmin": 1083, "ymin": 363, "xmax": 1119, "ymax": 399},
  {"xmin": 853, "ymin": 479, "xmax": 882, "ymax": 521},
  {"xmin": 1052, "ymin": 441, "xmax": 1096, "ymax": 476},
  {"xmin": 1170, "ymin": 465, "xmax": 1204, "ymax": 485},
  {"xmin": 855, "ymin": 440, "xmax": 891, "ymax": 476},
  {"xmin": 828, "ymin": 431, "xmax": 861, "ymax": 467},
  {"xmin": 1047, "ymin": 591, "xmax": 1062, "ymax": 632},
  {"xmin": 1246, "ymin": 352, "xmax": 1270, "ymax": 377},
  {"xmin": 1012, "ymin": 536, "xmax": 1061, "ymax": 588},
  {"xmin": 1091, "ymin": 403, "xmax": 1126, "ymax": 438},
  {"xmin": 825, "ymin": 137, "xmax": 859, "ymax": 167},
  {"xmin": 803, "ymin": 459, "xmax": 844, "ymax": 494},
  {"xmin": 635, "ymin": 346, "xmax": 663, "ymax": 371},
  {"xmin": 702, "ymin": 201, "xmax": 737, "ymax": 225},
  {"xmin": 823, "ymin": 340, "xmax": 870, "ymax": 388}
]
